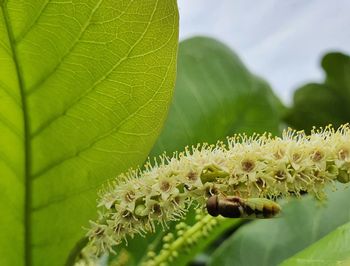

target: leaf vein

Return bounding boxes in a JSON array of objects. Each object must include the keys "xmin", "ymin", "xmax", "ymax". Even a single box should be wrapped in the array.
[
  {"xmin": 32, "ymin": 19, "xmax": 175, "ymax": 184},
  {"xmin": 0, "ymin": 37, "xmax": 11, "ymax": 55},
  {"xmin": 0, "ymin": 150, "xmax": 21, "ymax": 178},
  {"xmin": 25, "ymin": 0, "xmax": 132, "ymax": 95},
  {"xmin": 30, "ymin": 0, "xmax": 160, "ymax": 138},
  {"xmin": 32, "ymin": 79, "xmax": 163, "ymax": 180},
  {"xmin": 0, "ymin": 112, "xmax": 22, "ymax": 138},
  {"xmin": 33, "ymin": 42, "xmax": 174, "ymax": 214},
  {"xmin": 0, "ymin": 79, "xmax": 21, "ymax": 106},
  {"xmin": 15, "ymin": 0, "xmax": 50, "ymax": 43}
]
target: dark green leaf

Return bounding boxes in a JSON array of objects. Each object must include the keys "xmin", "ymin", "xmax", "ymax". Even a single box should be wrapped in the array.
[
  {"xmin": 281, "ymin": 221, "xmax": 350, "ymax": 266},
  {"xmin": 323, "ymin": 52, "xmax": 350, "ymax": 98},
  {"xmin": 285, "ymin": 52, "xmax": 350, "ymax": 131}
]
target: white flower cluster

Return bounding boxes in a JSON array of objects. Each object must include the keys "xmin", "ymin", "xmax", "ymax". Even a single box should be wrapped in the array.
[{"xmin": 87, "ymin": 124, "xmax": 350, "ymax": 254}]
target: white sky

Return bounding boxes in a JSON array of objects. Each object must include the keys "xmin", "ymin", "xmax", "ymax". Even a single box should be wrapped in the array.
[{"xmin": 177, "ymin": 0, "xmax": 350, "ymax": 104}]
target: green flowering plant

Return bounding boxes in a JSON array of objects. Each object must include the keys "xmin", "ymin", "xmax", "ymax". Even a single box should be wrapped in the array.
[
  {"xmin": 86, "ymin": 124, "xmax": 350, "ymax": 257},
  {"xmin": 1, "ymin": 0, "xmax": 349, "ymax": 265}
]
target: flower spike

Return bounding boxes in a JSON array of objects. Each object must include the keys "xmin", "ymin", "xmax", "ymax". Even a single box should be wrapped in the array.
[{"xmin": 87, "ymin": 124, "xmax": 350, "ymax": 255}]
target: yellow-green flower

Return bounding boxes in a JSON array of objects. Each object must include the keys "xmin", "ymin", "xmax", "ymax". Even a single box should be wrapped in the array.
[{"xmin": 87, "ymin": 124, "xmax": 350, "ymax": 255}]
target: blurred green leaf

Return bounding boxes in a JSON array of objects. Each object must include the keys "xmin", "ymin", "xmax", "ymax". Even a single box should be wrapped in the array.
[
  {"xmin": 151, "ymin": 36, "xmax": 284, "ymax": 156},
  {"xmin": 281, "ymin": 221, "xmax": 350, "ymax": 266},
  {"xmin": 209, "ymin": 185, "xmax": 350, "ymax": 266},
  {"xmin": 285, "ymin": 52, "xmax": 350, "ymax": 131},
  {"xmin": 323, "ymin": 52, "xmax": 350, "ymax": 98},
  {"xmin": 0, "ymin": 1, "xmax": 178, "ymax": 265},
  {"xmin": 119, "ymin": 36, "xmax": 284, "ymax": 266}
]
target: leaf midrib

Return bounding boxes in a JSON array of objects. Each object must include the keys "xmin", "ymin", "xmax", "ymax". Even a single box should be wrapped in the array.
[{"xmin": 1, "ymin": 3, "xmax": 32, "ymax": 266}]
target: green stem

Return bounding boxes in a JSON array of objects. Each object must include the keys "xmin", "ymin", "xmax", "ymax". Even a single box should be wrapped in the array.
[
  {"xmin": 152, "ymin": 215, "xmax": 214, "ymax": 265},
  {"xmin": 151, "ymin": 214, "xmax": 240, "ymax": 265},
  {"xmin": 65, "ymin": 237, "xmax": 89, "ymax": 266}
]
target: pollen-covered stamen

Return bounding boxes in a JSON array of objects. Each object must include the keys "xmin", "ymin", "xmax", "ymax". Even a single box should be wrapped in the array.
[
  {"xmin": 292, "ymin": 153, "xmax": 302, "ymax": 163},
  {"xmin": 93, "ymin": 225, "xmax": 105, "ymax": 237},
  {"xmin": 121, "ymin": 210, "xmax": 133, "ymax": 220},
  {"xmin": 338, "ymin": 148, "xmax": 349, "ymax": 161},
  {"xmin": 204, "ymin": 184, "xmax": 219, "ymax": 198},
  {"xmin": 160, "ymin": 181, "xmax": 171, "ymax": 192},
  {"xmin": 124, "ymin": 191, "xmax": 136, "ymax": 202},
  {"xmin": 311, "ymin": 150, "xmax": 324, "ymax": 162},
  {"xmin": 187, "ymin": 171, "xmax": 198, "ymax": 181},
  {"xmin": 152, "ymin": 203, "xmax": 162, "ymax": 216},
  {"xmin": 274, "ymin": 170, "xmax": 287, "ymax": 181},
  {"xmin": 173, "ymin": 195, "xmax": 181, "ymax": 205},
  {"xmin": 274, "ymin": 148, "xmax": 285, "ymax": 159},
  {"xmin": 111, "ymin": 223, "xmax": 125, "ymax": 237},
  {"xmin": 241, "ymin": 159, "xmax": 255, "ymax": 172},
  {"xmin": 255, "ymin": 178, "xmax": 266, "ymax": 190}
]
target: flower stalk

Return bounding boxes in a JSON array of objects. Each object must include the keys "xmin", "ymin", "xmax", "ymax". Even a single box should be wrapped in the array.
[
  {"xmin": 87, "ymin": 124, "xmax": 350, "ymax": 255},
  {"xmin": 142, "ymin": 210, "xmax": 224, "ymax": 266}
]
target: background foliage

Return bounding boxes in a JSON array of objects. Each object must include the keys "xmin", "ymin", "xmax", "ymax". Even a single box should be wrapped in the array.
[
  {"xmin": 151, "ymin": 36, "xmax": 283, "ymax": 156},
  {"xmin": 285, "ymin": 52, "xmax": 350, "ymax": 131}
]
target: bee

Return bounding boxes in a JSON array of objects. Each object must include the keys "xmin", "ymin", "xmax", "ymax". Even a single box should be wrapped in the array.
[{"xmin": 206, "ymin": 195, "xmax": 281, "ymax": 218}]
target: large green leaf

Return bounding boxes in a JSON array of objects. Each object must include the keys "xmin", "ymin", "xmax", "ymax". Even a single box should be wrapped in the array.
[
  {"xmin": 151, "ymin": 36, "xmax": 284, "ymax": 156},
  {"xmin": 281, "ymin": 221, "xmax": 350, "ymax": 266},
  {"xmin": 209, "ymin": 186, "xmax": 350, "ymax": 266},
  {"xmin": 0, "ymin": 1, "xmax": 179, "ymax": 265},
  {"xmin": 285, "ymin": 52, "xmax": 350, "ymax": 131},
  {"xmin": 117, "ymin": 37, "xmax": 284, "ymax": 266}
]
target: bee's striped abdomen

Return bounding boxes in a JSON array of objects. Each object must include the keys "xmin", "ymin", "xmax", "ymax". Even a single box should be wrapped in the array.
[{"xmin": 206, "ymin": 195, "xmax": 281, "ymax": 219}]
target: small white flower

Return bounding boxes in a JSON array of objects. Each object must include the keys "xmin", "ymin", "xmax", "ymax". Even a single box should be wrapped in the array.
[{"xmin": 87, "ymin": 124, "xmax": 350, "ymax": 255}]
